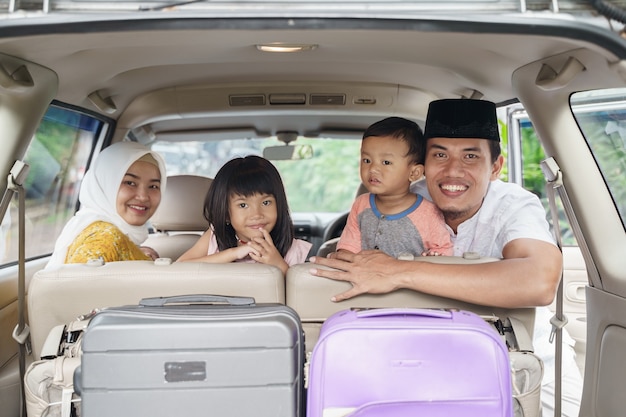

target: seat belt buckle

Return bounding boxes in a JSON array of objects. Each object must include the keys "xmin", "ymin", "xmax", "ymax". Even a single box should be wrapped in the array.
[
  {"xmin": 12, "ymin": 323, "xmax": 32, "ymax": 354},
  {"xmin": 549, "ymin": 313, "xmax": 568, "ymax": 343}
]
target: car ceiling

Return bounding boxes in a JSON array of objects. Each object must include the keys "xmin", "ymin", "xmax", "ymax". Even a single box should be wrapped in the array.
[{"xmin": 0, "ymin": 12, "xmax": 624, "ymax": 141}]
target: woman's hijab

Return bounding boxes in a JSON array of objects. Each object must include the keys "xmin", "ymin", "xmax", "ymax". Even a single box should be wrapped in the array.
[{"xmin": 46, "ymin": 141, "xmax": 167, "ymax": 268}]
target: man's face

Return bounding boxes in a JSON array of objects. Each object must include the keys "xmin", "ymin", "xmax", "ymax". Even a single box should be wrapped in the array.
[{"xmin": 424, "ymin": 137, "xmax": 503, "ymax": 231}]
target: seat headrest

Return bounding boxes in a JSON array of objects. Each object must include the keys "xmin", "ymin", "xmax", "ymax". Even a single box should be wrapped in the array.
[{"xmin": 151, "ymin": 175, "xmax": 212, "ymax": 231}]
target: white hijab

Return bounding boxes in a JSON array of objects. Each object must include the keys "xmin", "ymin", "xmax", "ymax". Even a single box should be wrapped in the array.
[{"xmin": 46, "ymin": 141, "xmax": 167, "ymax": 268}]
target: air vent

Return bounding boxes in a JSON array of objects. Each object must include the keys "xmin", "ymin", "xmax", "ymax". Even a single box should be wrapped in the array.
[
  {"xmin": 269, "ymin": 94, "xmax": 306, "ymax": 105},
  {"xmin": 310, "ymin": 94, "xmax": 346, "ymax": 105},
  {"xmin": 229, "ymin": 95, "xmax": 266, "ymax": 107}
]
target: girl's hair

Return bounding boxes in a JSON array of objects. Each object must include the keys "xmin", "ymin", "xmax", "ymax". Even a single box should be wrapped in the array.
[{"xmin": 203, "ymin": 155, "xmax": 295, "ymax": 257}]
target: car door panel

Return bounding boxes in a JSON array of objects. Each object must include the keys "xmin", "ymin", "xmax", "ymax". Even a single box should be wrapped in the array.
[
  {"xmin": 0, "ymin": 258, "xmax": 49, "ymax": 417},
  {"xmin": 559, "ymin": 246, "xmax": 588, "ymax": 375}
]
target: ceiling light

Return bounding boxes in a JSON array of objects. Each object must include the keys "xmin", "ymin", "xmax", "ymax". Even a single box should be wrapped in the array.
[{"xmin": 256, "ymin": 43, "xmax": 318, "ymax": 53}]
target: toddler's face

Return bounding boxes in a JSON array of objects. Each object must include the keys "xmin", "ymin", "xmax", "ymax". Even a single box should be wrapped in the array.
[{"xmin": 360, "ymin": 135, "xmax": 422, "ymax": 196}]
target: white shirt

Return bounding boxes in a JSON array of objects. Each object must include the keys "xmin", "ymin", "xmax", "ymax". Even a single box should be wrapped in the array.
[
  {"xmin": 411, "ymin": 179, "xmax": 554, "ymax": 256},
  {"xmin": 411, "ymin": 178, "xmax": 577, "ymax": 384}
]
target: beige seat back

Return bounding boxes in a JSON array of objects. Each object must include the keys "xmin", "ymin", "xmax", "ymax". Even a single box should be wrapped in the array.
[
  {"xmin": 144, "ymin": 175, "xmax": 212, "ymax": 260},
  {"xmin": 286, "ymin": 256, "xmax": 536, "ymax": 353},
  {"xmin": 28, "ymin": 260, "xmax": 284, "ymax": 359}
]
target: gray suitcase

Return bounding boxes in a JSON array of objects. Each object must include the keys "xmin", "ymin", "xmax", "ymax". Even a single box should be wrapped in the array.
[{"xmin": 74, "ymin": 294, "xmax": 304, "ymax": 417}]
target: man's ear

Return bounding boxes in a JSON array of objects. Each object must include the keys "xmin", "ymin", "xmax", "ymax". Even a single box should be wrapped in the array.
[
  {"xmin": 409, "ymin": 163, "xmax": 425, "ymax": 182},
  {"xmin": 490, "ymin": 155, "xmax": 505, "ymax": 180}
]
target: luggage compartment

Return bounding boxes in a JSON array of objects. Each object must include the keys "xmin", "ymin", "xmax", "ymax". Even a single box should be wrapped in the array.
[
  {"xmin": 75, "ymin": 294, "xmax": 304, "ymax": 417},
  {"xmin": 306, "ymin": 308, "xmax": 513, "ymax": 417}
]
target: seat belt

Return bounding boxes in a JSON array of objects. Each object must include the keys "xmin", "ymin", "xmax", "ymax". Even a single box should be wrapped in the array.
[
  {"xmin": 541, "ymin": 157, "xmax": 566, "ymax": 417},
  {"xmin": 541, "ymin": 157, "xmax": 600, "ymax": 417},
  {"xmin": 1, "ymin": 160, "xmax": 31, "ymax": 417}
]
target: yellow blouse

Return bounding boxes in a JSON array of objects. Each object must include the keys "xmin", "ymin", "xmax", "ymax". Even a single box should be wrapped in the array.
[{"xmin": 65, "ymin": 221, "xmax": 150, "ymax": 264}]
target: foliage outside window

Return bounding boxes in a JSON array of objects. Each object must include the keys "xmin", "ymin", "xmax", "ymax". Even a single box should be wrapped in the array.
[
  {"xmin": 153, "ymin": 138, "xmax": 362, "ymax": 214},
  {"xmin": 571, "ymin": 89, "xmax": 626, "ymax": 225},
  {"xmin": 0, "ymin": 106, "xmax": 102, "ymax": 266},
  {"xmin": 500, "ymin": 111, "xmax": 577, "ymax": 246}
]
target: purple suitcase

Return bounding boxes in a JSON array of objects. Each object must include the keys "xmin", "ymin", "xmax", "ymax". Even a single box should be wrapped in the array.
[{"xmin": 306, "ymin": 308, "xmax": 513, "ymax": 417}]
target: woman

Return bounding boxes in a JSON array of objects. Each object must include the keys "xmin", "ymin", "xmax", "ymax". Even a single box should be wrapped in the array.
[{"xmin": 46, "ymin": 141, "xmax": 166, "ymax": 268}]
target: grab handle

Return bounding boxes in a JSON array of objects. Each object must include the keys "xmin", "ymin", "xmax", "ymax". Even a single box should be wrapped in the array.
[
  {"xmin": 355, "ymin": 308, "xmax": 452, "ymax": 320},
  {"xmin": 139, "ymin": 294, "xmax": 256, "ymax": 307}
]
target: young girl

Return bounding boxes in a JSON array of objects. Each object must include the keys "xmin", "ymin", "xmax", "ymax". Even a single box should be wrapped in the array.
[{"xmin": 177, "ymin": 155, "xmax": 312, "ymax": 274}]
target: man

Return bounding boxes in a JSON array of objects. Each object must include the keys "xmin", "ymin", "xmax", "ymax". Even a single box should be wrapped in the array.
[{"xmin": 310, "ymin": 98, "xmax": 581, "ymax": 417}]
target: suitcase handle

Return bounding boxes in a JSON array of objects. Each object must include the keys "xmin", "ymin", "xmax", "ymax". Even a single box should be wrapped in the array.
[
  {"xmin": 139, "ymin": 294, "xmax": 256, "ymax": 307},
  {"xmin": 355, "ymin": 308, "xmax": 452, "ymax": 319}
]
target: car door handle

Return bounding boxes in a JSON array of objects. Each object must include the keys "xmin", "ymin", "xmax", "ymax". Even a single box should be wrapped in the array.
[{"xmin": 565, "ymin": 282, "xmax": 587, "ymax": 303}]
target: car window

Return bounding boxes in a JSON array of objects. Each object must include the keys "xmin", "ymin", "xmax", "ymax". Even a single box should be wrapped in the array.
[
  {"xmin": 0, "ymin": 105, "xmax": 105, "ymax": 267},
  {"xmin": 501, "ymin": 107, "xmax": 578, "ymax": 246},
  {"xmin": 151, "ymin": 137, "xmax": 362, "ymax": 213},
  {"xmin": 571, "ymin": 88, "xmax": 626, "ymax": 228}
]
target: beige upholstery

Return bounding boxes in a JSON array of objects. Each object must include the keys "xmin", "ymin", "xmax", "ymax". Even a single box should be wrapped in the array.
[
  {"xmin": 28, "ymin": 260, "xmax": 284, "ymax": 359},
  {"xmin": 286, "ymin": 256, "xmax": 536, "ymax": 353},
  {"xmin": 144, "ymin": 175, "xmax": 212, "ymax": 260}
]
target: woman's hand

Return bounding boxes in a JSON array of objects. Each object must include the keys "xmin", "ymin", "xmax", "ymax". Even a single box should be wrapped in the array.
[{"xmin": 140, "ymin": 246, "xmax": 160, "ymax": 260}]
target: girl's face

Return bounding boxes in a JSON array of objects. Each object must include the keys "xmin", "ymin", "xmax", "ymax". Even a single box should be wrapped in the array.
[
  {"xmin": 228, "ymin": 192, "xmax": 278, "ymax": 243},
  {"xmin": 116, "ymin": 160, "xmax": 162, "ymax": 226}
]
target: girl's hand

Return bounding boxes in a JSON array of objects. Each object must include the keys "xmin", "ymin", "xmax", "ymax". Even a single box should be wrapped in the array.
[
  {"xmin": 248, "ymin": 228, "xmax": 288, "ymax": 273},
  {"xmin": 232, "ymin": 243, "xmax": 259, "ymax": 260}
]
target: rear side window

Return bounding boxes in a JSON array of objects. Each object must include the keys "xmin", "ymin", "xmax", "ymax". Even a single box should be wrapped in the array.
[
  {"xmin": 571, "ymin": 89, "xmax": 626, "ymax": 226},
  {"xmin": 0, "ymin": 105, "xmax": 105, "ymax": 266}
]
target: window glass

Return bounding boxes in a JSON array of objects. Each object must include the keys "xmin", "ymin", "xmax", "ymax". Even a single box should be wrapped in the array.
[
  {"xmin": 501, "ymin": 108, "xmax": 577, "ymax": 246},
  {"xmin": 151, "ymin": 137, "xmax": 362, "ymax": 213},
  {"xmin": 571, "ymin": 88, "xmax": 626, "ymax": 227},
  {"xmin": 0, "ymin": 105, "xmax": 104, "ymax": 266}
]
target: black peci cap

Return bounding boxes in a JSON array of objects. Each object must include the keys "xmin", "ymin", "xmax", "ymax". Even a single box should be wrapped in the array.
[{"xmin": 423, "ymin": 98, "xmax": 500, "ymax": 142}]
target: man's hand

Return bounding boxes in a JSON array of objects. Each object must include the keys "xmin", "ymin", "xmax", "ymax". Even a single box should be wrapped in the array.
[{"xmin": 309, "ymin": 250, "xmax": 402, "ymax": 302}]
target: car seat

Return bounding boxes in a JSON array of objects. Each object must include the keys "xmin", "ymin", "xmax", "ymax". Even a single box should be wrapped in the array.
[{"xmin": 143, "ymin": 174, "xmax": 212, "ymax": 260}]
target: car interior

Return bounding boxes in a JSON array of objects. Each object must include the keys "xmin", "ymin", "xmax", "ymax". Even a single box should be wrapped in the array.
[{"xmin": 1, "ymin": 1, "xmax": 626, "ymax": 416}]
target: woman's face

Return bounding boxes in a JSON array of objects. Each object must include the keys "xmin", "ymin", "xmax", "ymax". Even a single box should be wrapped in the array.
[{"xmin": 116, "ymin": 160, "xmax": 162, "ymax": 226}]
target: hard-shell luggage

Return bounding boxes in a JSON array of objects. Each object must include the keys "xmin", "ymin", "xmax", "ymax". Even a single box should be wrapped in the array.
[
  {"xmin": 74, "ymin": 294, "xmax": 305, "ymax": 417},
  {"xmin": 306, "ymin": 308, "xmax": 513, "ymax": 417}
]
